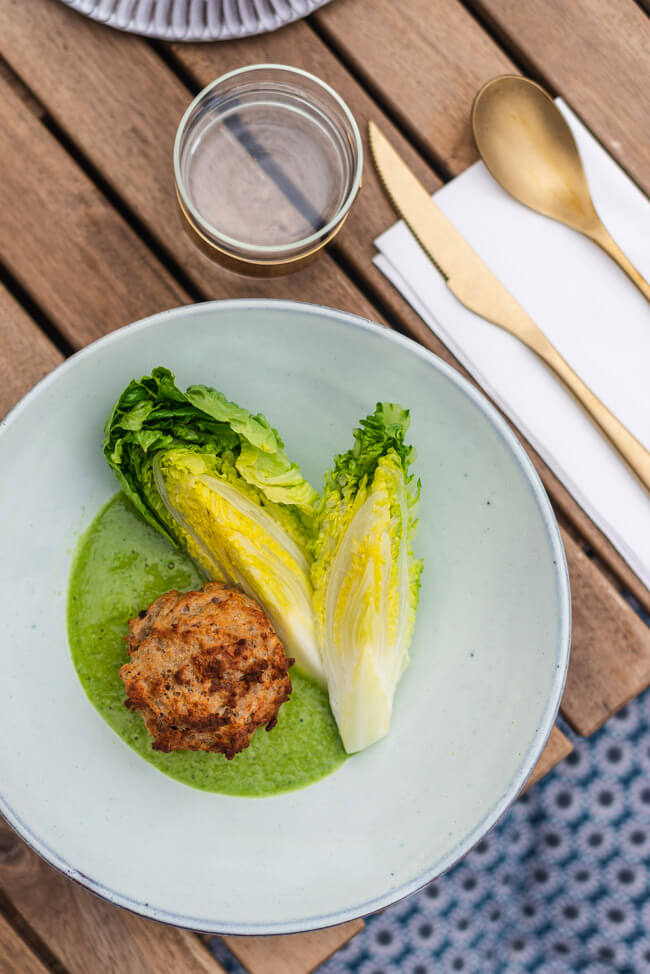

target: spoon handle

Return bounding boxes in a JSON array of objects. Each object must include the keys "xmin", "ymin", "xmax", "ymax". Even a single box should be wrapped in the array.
[
  {"xmin": 526, "ymin": 329, "xmax": 650, "ymax": 492},
  {"xmin": 589, "ymin": 222, "xmax": 650, "ymax": 302}
]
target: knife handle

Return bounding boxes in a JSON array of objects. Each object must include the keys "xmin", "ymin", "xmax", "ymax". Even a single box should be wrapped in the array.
[{"xmin": 526, "ymin": 329, "xmax": 650, "ymax": 493}]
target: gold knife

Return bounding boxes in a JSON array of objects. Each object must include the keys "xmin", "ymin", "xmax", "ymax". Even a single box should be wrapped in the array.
[{"xmin": 369, "ymin": 122, "xmax": 650, "ymax": 494}]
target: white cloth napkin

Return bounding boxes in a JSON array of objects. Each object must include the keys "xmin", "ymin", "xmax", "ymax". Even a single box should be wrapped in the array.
[{"xmin": 374, "ymin": 100, "xmax": 650, "ymax": 589}]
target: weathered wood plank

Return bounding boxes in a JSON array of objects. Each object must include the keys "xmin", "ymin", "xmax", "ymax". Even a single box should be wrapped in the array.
[
  {"xmin": 0, "ymin": 287, "xmax": 62, "ymax": 416},
  {"xmin": 0, "ymin": 77, "xmax": 187, "ymax": 349},
  {"xmin": 523, "ymin": 726, "xmax": 573, "ymax": 793},
  {"xmin": 533, "ymin": 460, "xmax": 650, "ymax": 615},
  {"xmin": 222, "ymin": 921, "xmax": 365, "ymax": 974},
  {"xmin": 464, "ymin": 0, "xmax": 650, "ymax": 196},
  {"xmin": 0, "ymin": 0, "xmax": 377, "ymax": 323},
  {"xmin": 0, "ymin": 913, "xmax": 52, "ymax": 974},
  {"xmin": 312, "ymin": 0, "xmax": 514, "ymax": 175},
  {"xmin": 0, "ymin": 819, "xmax": 225, "ymax": 974},
  {"xmin": 562, "ymin": 539, "xmax": 650, "ymax": 735}
]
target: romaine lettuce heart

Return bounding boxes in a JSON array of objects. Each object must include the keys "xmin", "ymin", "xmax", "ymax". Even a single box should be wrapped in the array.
[
  {"xmin": 311, "ymin": 403, "xmax": 423, "ymax": 753},
  {"xmin": 104, "ymin": 369, "xmax": 325, "ymax": 685}
]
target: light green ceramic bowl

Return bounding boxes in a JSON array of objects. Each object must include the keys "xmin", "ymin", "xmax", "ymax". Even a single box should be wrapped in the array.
[{"xmin": 0, "ymin": 300, "xmax": 570, "ymax": 934}]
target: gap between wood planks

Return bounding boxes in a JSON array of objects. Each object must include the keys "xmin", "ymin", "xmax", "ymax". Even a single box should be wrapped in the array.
[
  {"xmin": 430, "ymin": 0, "xmax": 557, "ymax": 92},
  {"xmin": 0, "ymin": 260, "xmax": 75, "ymax": 359},
  {"xmin": 40, "ymin": 116, "xmax": 206, "ymax": 308},
  {"xmin": 0, "ymin": 60, "xmax": 74, "ymax": 358},
  {"xmin": 0, "ymin": 888, "xmax": 68, "ymax": 974}
]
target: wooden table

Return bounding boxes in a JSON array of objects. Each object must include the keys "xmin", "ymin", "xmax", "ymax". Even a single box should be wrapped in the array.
[{"xmin": 0, "ymin": 0, "xmax": 648, "ymax": 970}]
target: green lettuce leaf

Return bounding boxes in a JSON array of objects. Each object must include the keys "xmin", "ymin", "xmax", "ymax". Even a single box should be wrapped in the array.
[
  {"xmin": 104, "ymin": 368, "xmax": 324, "ymax": 684},
  {"xmin": 311, "ymin": 403, "xmax": 423, "ymax": 752}
]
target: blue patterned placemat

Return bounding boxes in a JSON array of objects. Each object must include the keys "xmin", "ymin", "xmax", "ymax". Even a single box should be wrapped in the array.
[{"xmin": 210, "ymin": 605, "xmax": 650, "ymax": 974}]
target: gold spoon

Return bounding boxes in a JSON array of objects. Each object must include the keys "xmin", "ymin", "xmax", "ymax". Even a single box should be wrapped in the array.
[{"xmin": 472, "ymin": 75, "xmax": 650, "ymax": 302}]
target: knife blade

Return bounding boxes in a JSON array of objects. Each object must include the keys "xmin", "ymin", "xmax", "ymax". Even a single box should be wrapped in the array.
[{"xmin": 368, "ymin": 121, "xmax": 540, "ymax": 341}]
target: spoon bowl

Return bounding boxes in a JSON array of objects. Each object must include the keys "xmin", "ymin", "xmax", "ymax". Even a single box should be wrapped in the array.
[{"xmin": 472, "ymin": 75, "xmax": 650, "ymax": 300}]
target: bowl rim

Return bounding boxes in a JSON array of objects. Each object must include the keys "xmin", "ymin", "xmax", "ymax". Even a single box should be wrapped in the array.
[{"xmin": 0, "ymin": 298, "xmax": 571, "ymax": 935}]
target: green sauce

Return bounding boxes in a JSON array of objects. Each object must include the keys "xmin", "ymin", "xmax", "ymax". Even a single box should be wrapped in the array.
[{"xmin": 67, "ymin": 493, "xmax": 346, "ymax": 796}]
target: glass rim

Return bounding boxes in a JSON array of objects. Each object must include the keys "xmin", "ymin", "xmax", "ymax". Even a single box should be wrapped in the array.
[{"xmin": 173, "ymin": 64, "xmax": 363, "ymax": 260}]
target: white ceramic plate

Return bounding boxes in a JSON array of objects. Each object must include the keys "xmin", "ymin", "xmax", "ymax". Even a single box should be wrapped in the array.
[
  {"xmin": 58, "ymin": 0, "xmax": 332, "ymax": 41},
  {"xmin": 0, "ymin": 300, "xmax": 570, "ymax": 934}
]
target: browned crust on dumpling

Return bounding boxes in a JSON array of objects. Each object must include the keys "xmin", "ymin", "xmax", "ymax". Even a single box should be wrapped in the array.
[{"xmin": 120, "ymin": 582, "xmax": 293, "ymax": 759}]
